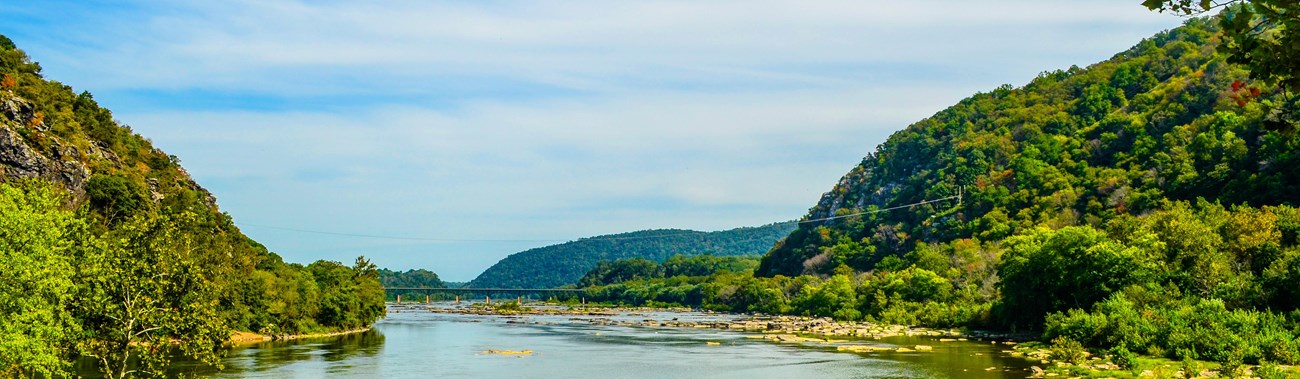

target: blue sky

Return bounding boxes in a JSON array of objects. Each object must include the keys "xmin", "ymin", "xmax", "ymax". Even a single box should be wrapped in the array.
[{"xmin": 1, "ymin": 1, "xmax": 1184, "ymax": 281}]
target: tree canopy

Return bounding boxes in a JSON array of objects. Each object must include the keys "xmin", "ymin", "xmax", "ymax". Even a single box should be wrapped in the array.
[{"xmin": 1144, "ymin": 0, "xmax": 1300, "ymax": 130}]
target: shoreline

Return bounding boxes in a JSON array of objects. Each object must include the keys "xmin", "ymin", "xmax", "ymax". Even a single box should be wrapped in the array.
[
  {"xmin": 397, "ymin": 302, "xmax": 1029, "ymax": 342},
  {"xmin": 228, "ymin": 326, "xmax": 373, "ymax": 346}
]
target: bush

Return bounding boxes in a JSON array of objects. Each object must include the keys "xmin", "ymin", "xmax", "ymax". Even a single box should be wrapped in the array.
[
  {"xmin": 1109, "ymin": 346, "xmax": 1138, "ymax": 371},
  {"xmin": 1044, "ymin": 308, "xmax": 1106, "ymax": 347},
  {"xmin": 1257, "ymin": 360, "xmax": 1290, "ymax": 379},
  {"xmin": 1049, "ymin": 336, "xmax": 1088, "ymax": 365},
  {"xmin": 85, "ymin": 174, "xmax": 145, "ymax": 223}
]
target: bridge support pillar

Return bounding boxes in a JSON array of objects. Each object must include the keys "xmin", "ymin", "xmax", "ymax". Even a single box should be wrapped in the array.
[
  {"xmin": 426, "ymin": 295, "xmax": 430, "ymax": 304},
  {"xmin": 397, "ymin": 295, "xmax": 401, "ymax": 304}
]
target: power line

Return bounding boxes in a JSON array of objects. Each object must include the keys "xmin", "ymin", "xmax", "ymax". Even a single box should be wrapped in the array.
[
  {"xmin": 239, "ymin": 223, "xmax": 567, "ymax": 243},
  {"xmin": 240, "ymin": 190, "xmax": 964, "ymax": 243},
  {"xmin": 796, "ymin": 192, "xmax": 962, "ymax": 225}
]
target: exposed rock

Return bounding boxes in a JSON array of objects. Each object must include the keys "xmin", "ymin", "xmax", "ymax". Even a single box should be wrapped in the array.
[
  {"xmin": 481, "ymin": 349, "xmax": 533, "ymax": 356},
  {"xmin": 0, "ymin": 124, "xmax": 90, "ymax": 197},
  {"xmin": 147, "ymin": 178, "xmax": 163, "ymax": 202}
]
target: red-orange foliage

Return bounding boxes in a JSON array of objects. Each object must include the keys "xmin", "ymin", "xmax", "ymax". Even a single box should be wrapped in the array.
[
  {"xmin": 1228, "ymin": 80, "xmax": 1263, "ymax": 107},
  {"xmin": 27, "ymin": 111, "xmax": 43, "ymax": 128}
]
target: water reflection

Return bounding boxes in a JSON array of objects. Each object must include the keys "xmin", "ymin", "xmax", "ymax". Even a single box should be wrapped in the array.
[
  {"xmin": 217, "ymin": 330, "xmax": 385, "ymax": 378},
  {"xmin": 177, "ymin": 308, "xmax": 1034, "ymax": 378}
]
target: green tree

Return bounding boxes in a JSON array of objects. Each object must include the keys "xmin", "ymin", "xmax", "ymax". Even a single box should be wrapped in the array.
[
  {"xmin": 578, "ymin": 258, "xmax": 663, "ymax": 287},
  {"xmin": 0, "ymin": 181, "xmax": 82, "ymax": 377},
  {"xmin": 85, "ymin": 174, "xmax": 145, "ymax": 224},
  {"xmin": 662, "ymin": 254, "xmax": 759, "ymax": 277},
  {"xmin": 791, "ymin": 274, "xmax": 861, "ymax": 320},
  {"xmin": 998, "ymin": 226, "xmax": 1155, "ymax": 328},
  {"xmin": 74, "ymin": 213, "xmax": 227, "ymax": 379},
  {"xmin": 379, "ymin": 268, "xmax": 445, "ymax": 289},
  {"xmin": 307, "ymin": 258, "xmax": 385, "ymax": 330}
]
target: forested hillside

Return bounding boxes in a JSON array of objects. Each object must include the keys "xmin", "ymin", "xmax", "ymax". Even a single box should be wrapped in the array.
[
  {"xmin": 0, "ymin": 35, "xmax": 385, "ymax": 377},
  {"xmin": 468, "ymin": 224, "xmax": 794, "ymax": 289},
  {"xmin": 581, "ymin": 18, "xmax": 1300, "ymax": 369},
  {"xmin": 380, "ymin": 268, "xmax": 446, "ymax": 301},
  {"xmin": 760, "ymin": 18, "xmax": 1297, "ymax": 278}
]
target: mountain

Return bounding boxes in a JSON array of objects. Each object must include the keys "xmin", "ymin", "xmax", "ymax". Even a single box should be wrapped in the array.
[
  {"xmin": 468, "ymin": 223, "xmax": 796, "ymax": 289},
  {"xmin": 758, "ymin": 17, "xmax": 1299, "ymax": 278},
  {"xmin": 568, "ymin": 19, "xmax": 1300, "ymax": 368},
  {"xmin": 0, "ymin": 34, "xmax": 385, "ymax": 375}
]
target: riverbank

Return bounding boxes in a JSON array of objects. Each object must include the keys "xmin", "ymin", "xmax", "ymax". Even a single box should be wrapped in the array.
[
  {"xmin": 1005, "ymin": 341, "xmax": 1298, "ymax": 378},
  {"xmin": 228, "ymin": 327, "xmax": 373, "ymax": 345},
  {"xmin": 410, "ymin": 302, "xmax": 1023, "ymax": 341}
]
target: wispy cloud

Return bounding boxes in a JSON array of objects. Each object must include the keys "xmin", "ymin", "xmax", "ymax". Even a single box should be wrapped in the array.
[{"xmin": 0, "ymin": 0, "xmax": 1184, "ymax": 280}]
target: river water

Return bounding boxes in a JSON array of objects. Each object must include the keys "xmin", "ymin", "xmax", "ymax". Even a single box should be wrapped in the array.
[{"xmin": 200, "ymin": 304, "xmax": 1034, "ymax": 378}]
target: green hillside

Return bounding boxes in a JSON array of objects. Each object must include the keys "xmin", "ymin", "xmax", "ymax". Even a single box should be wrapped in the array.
[
  {"xmin": 0, "ymin": 35, "xmax": 385, "ymax": 376},
  {"xmin": 576, "ymin": 18, "xmax": 1300, "ymax": 369},
  {"xmin": 759, "ymin": 18, "xmax": 1298, "ymax": 278},
  {"xmin": 748, "ymin": 15, "xmax": 1300, "ymax": 361},
  {"xmin": 468, "ymin": 223, "xmax": 795, "ymax": 289}
]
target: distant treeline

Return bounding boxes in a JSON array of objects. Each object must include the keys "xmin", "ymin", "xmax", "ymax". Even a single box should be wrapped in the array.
[
  {"xmin": 469, "ymin": 224, "xmax": 796, "ymax": 289},
  {"xmin": 379, "ymin": 268, "xmax": 446, "ymax": 301}
]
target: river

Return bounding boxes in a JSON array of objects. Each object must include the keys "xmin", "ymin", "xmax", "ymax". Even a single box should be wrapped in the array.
[{"xmin": 197, "ymin": 304, "xmax": 1034, "ymax": 378}]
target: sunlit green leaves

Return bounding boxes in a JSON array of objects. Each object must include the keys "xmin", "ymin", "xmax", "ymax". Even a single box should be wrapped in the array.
[{"xmin": 0, "ymin": 181, "xmax": 82, "ymax": 377}]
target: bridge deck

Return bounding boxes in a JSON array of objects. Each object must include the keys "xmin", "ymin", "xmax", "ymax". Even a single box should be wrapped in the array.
[{"xmin": 383, "ymin": 287, "xmax": 586, "ymax": 293}]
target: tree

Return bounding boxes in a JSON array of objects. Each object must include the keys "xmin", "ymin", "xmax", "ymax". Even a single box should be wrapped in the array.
[
  {"xmin": 307, "ymin": 258, "xmax": 385, "ymax": 330},
  {"xmin": 578, "ymin": 258, "xmax": 663, "ymax": 287},
  {"xmin": 998, "ymin": 226, "xmax": 1154, "ymax": 328},
  {"xmin": 74, "ymin": 213, "xmax": 227, "ymax": 379},
  {"xmin": 85, "ymin": 174, "xmax": 145, "ymax": 224},
  {"xmin": 791, "ymin": 274, "xmax": 861, "ymax": 320},
  {"xmin": 1143, "ymin": 0, "xmax": 1300, "ymax": 131},
  {"xmin": 0, "ymin": 181, "xmax": 82, "ymax": 377}
]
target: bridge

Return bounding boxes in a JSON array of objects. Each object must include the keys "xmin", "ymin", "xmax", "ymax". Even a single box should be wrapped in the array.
[{"xmin": 383, "ymin": 287, "xmax": 588, "ymax": 304}]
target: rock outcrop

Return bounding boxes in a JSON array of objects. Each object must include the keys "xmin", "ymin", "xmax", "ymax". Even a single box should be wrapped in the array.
[{"xmin": 0, "ymin": 94, "xmax": 91, "ymax": 197}]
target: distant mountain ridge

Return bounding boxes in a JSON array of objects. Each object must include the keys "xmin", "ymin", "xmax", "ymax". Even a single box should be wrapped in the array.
[{"xmin": 468, "ymin": 223, "xmax": 796, "ymax": 288}]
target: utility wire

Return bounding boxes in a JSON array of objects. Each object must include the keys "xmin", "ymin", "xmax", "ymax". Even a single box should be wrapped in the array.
[
  {"xmin": 796, "ymin": 193, "xmax": 962, "ymax": 224},
  {"xmin": 239, "ymin": 224, "xmax": 566, "ymax": 243},
  {"xmin": 240, "ymin": 189, "xmax": 964, "ymax": 244}
]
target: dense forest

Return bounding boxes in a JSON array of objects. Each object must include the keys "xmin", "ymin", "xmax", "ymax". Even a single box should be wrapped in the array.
[
  {"xmin": 379, "ymin": 268, "xmax": 446, "ymax": 301},
  {"xmin": 468, "ymin": 224, "xmax": 794, "ymax": 288},
  {"xmin": 0, "ymin": 35, "xmax": 386, "ymax": 377},
  {"xmin": 582, "ymin": 17, "xmax": 1300, "ymax": 370}
]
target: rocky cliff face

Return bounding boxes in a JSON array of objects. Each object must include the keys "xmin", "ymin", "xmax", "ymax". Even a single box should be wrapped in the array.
[{"xmin": 0, "ymin": 94, "xmax": 91, "ymax": 197}]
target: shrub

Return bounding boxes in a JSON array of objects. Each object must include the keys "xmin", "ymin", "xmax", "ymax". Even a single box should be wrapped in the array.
[
  {"xmin": 1109, "ymin": 346, "xmax": 1138, "ymax": 371},
  {"xmin": 1044, "ymin": 308, "xmax": 1106, "ymax": 347},
  {"xmin": 1049, "ymin": 336, "xmax": 1088, "ymax": 365},
  {"xmin": 1256, "ymin": 360, "xmax": 1289, "ymax": 379}
]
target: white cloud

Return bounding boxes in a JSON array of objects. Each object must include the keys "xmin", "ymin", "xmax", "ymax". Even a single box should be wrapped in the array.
[{"xmin": 2, "ymin": 0, "xmax": 1186, "ymax": 280}]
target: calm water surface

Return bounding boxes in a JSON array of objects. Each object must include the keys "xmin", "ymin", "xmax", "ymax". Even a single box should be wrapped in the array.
[{"xmin": 206, "ymin": 304, "xmax": 1033, "ymax": 378}]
